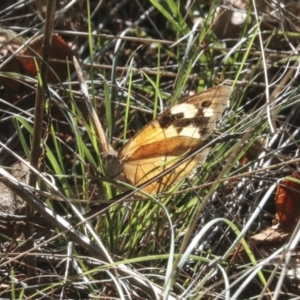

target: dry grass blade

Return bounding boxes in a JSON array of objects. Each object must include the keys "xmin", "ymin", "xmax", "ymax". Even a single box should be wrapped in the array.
[{"xmin": 73, "ymin": 56, "xmax": 117, "ymax": 159}]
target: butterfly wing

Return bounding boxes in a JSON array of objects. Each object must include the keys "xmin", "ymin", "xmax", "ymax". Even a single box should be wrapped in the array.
[
  {"xmin": 118, "ymin": 85, "xmax": 231, "ymax": 194},
  {"xmin": 119, "ymin": 147, "xmax": 210, "ymax": 194}
]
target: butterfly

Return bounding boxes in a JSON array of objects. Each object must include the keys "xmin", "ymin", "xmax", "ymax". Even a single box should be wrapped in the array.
[
  {"xmin": 73, "ymin": 57, "xmax": 231, "ymax": 195},
  {"xmin": 104, "ymin": 85, "xmax": 232, "ymax": 195}
]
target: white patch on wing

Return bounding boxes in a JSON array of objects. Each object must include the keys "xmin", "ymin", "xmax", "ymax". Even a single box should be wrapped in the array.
[
  {"xmin": 162, "ymin": 126, "xmax": 180, "ymax": 138},
  {"xmin": 203, "ymin": 107, "xmax": 214, "ymax": 117},
  {"xmin": 170, "ymin": 103, "xmax": 198, "ymax": 118},
  {"xmin": 178, "ymin": 125, "xmax": 201, "ymax": 138}
]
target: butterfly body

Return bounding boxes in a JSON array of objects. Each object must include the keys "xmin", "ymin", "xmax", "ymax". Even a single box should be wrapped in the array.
[{"xmin": 107, "ymin": 86, "xmax": 232, "ymax": 195}]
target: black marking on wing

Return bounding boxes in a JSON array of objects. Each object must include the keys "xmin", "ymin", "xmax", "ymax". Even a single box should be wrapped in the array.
[
  {"xmin": 158, "ymin": 111, "xmax": 184, "ymax": 128},
  {"xmin": 157, "ymin": 107, "xmax": 212, "ymax": 136}
]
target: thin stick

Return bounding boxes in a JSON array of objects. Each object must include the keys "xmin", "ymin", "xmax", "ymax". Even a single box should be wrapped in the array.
[{"xmin": 25, "ymin": 0, "xmax": 56, "ymax": 285}]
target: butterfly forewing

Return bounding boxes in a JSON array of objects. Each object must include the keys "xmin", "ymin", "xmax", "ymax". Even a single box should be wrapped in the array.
[{"xmin": 116, "ymin": 85, "xmax": 231, "ymax": 195}]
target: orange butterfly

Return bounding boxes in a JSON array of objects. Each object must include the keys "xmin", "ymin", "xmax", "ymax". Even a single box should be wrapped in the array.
[
  {"xmin": 105, "ymin": 86, "xmax": 231, "ymax": 195},
  {"xmin": 74, "ymin": 57, "xmax": 231, "ymax": 195}
]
